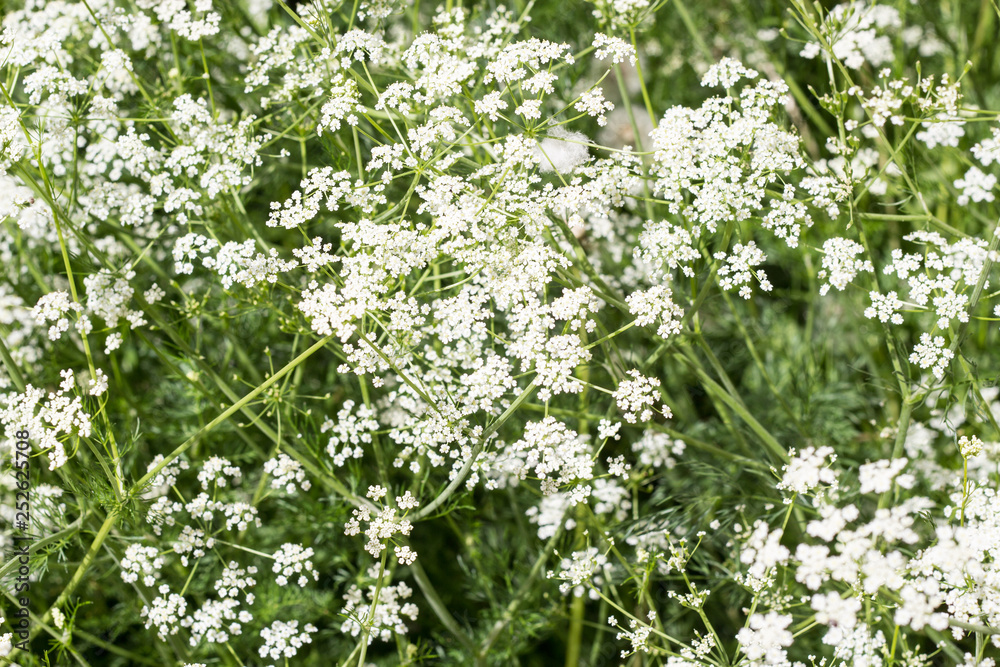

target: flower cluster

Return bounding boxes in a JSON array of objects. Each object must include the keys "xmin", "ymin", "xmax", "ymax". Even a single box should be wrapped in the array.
[
  {"xmin": 0, "ymin": 377, "xmax": 92, "ymax": 469},
  {"xmin": 344, "ymin": 487, "xmax": 419, "ymax": 559},
  {"xmin": 271, "ymin": 543, "xmax": 318, "ymax": 587},
  {"xmin": 3, "ymin": 0, "xmax": 1000, "ymax": 664},
  {"xmin": 548, "ymin": 546, "xmax": 613, "ymax": 599},
  {"xmin": 262, "ymin": 453, "xmax": 311, "ymax": 494},
  {"xmin": 613, "ymin": 370, "xmax": 667, "ymax": 423},
  {"xmin": 258, "ymin": 620, "xmax": 317, "ymax": 662},
  {"xmin": 340, "ymin": 568, "xmax": 420, "ymax": 645}
]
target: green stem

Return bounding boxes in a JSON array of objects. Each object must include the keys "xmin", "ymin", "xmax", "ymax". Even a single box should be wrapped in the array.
[
  {"xmin": 628, "ymin": 27, "xmax": 656, "ymax": 125},
  {"xmin": 0, "ymin": 333, "xmax": 26, "ymax": 393},
  {"xmin": 358, "ymin": 550, "xmax": 388, "ymax": 666},
  {"xmin": 409, "ymin": 558, "xmax": 477, "ymax": 653},
  {"xmin": 877, "ymin": 399, "xmax": 913, "ymax": 511},
  {"xmin": 478, "ymin": 524, "xmax": 565, "ymax": 662},
  {"xmin": 675, "ymin": 347, "xmax": 788, "ymax": 462},
  {"xmin": 133, "ymin": 334, "xmax": 335, "ymax": 493},
  {"xmin": 0, "ymin": 515, "xmax": 86, "ymax": 581},
  {"xmin": 6, "ymin": 512, "xmax": 117, "ymax": 662},
  {"xmin": 412, "ymin": 381, "xmax": 536, "ymax": 521}
]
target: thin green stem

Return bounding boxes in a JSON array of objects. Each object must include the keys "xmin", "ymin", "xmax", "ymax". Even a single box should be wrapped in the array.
[
  {"xmin": 133, "ymin": 334, "xmax": 335, "ymax": 493},
  {"xmin": 6, "ymin": 512, "xmax": 117, "ymax": 662},
  {"xmin": 409, "ymin": 558, "xmax": 478, "ymax": 652}
]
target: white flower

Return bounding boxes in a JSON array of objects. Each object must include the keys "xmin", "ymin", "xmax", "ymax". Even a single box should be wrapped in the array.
[
  {"xmin": 480, "ymin": 417, "xmax": 594, "ymax": 494},
  {"xmin": 715, "ymin": 242, "xmax": 772, "ymax": 298},
  {"xmin": 324, "ymin": 399, "xmax": 378, "ymax": 465},
  {"xmin": 915, "ymin": 114, "xmax": 965, "ymax": 149},
  {"xmin": 202, "ymin": 240, "xmax": 297, "ymax": 289},
  {"xmin": 549, "ymin": 547, "xmax": 612, "ymax": 599},
  {"xmin": 776, "ymin": 446, "xmax": 837, "ymax": 495},
  {"xmin": 515, "ymin": 99, "xmax": 543, "ymax": 120},
  {"xmin": 864, "ymin": 291, "xmax": 904, "ymax": 324},
  {"xmin": 598, "ymin": 419, "xmax": 622, "ymax": 441},
  {"xmin": 959, "ymin": 435, "xmax": 984, "ymax": 458},
  {"xmin": 340, "ymin": 575, "xmax": 418, "ymax": 644},
  {"xmin": 606, "ymin": 455, "xmax": 630, "ymax": 479},
  {"xmin": 318, "ymin": 74, "xmax": 362, "ymax": 134},
  {"xmin": 626, "ymin": 285, "xmax": 684, "ymax": 337},
  {"xmin": 344, "ymin": 505, "xmax": 414, "ymax": 558},
  {"xmin": 593, "ymin": 33, "xmax": 637, "ymax": 65},
  {"xmin": 0, "ymin": 106, "xmax": 26, "ymax": 174},
  {"xmin": 121, "ymin": 544, "xmax": 164, "ymax": 586},
  {"xmin": 214, "ymin": 562, "xmax": 257, "ymax": 600},
  {"xmin": 105, "ymin": 330, "xmax": 124, "ymax": 353},
  {"xmin": 173, "ymin": 233, "xmax": 219, "ymax": 274},
  {"xmin": 858, "ymin": 458, "xmax": 912, "ymax": 494},
  {"xmin": 908, "ymin": 332, "xmax": 954, "ymax": 380},
  {"xmin": 955, "ymin": 166, "xmax": 996, "ymax": 205},
  {"xmin": 738, "ymin": 521, "xmax": 789, "ymax": 590},
  {"xmin": 632, "ymin": 431, "xmax": 685, "ymax": 469},
  {"xmin": 522, "ymin": 334, "xmax": 592, "ymax": 402},
  {"xmin": 811, "ymin": 592, "xmax": 861, "ymax": 646},
  {"xmin": 263, "ymin": 453, "xmax": 311, "ymax": 494},
  {"xmin": 141, "ymin": 589, "xmax": 187, "ymax": 639},
  {"xmin": 611, "ymin": 616, "xmax": 654, "ymax": 657},
  {"xmin": 394, "ymin": 545, "xmax": 417, "ymax": 565},
  {"xmin": 99, "ymin": 49, "xmax": 136, "ymax": 94},
  {"xmin": 534, "ymin": 128, "xmax": 589, "ymax": 173},
  {"xmin": 701, "ymin": 57, "xmax": 758, "ymax": 87},
  {"xmin": 961, "ymin": 654, "xmax": 996, "ymax": 667},
  {"xmin": 818, "ymin": 237, "xmax": 873, "ymax": 295},
  {"xmin": 646, "ymin": 60, "xmax": 803, "ymax": 240},
  {"xmin": 894, "ymin": 581, "xmax": 948, "ymax": 631},
  {"xmin": 258, "ymin": 620, "xmax": 317, "ymax": 660},
  {"xmin": 32, "ymin": 291, "xmax": 82, "ymax": 341},
  {"xmin": 474, "ymin": 91, "xmax": 508, "ymax": 121},
  {"xmin": 637, "ymin": 222, "xmax": 700, "ymax": 279},
  {"xmin": 0, "ymin": 382, "xmax": 92, "ymax": 470},
  {"xmin": 485, "ymin": 38, "xmax": 574, "ymax": 86},
  {"xmin": 799, "ymin": 2, "xmax": 900, "ymax": 69},
  {"xmin": 267, "ymin": 167, "xmax": 354, "ymax": 229},
  {"xmin": 198, "ymin": 457, "xmax": 242, "ymax": 489},
  {"xmin": 396, "ymin": 491, "xmax": 420, "ymax": 511},
  {"xmin": 271, "ymin": 543, "xmax": 318, "ymax": 587},
  {"xmin": 575, "ymin": 88, "xmax": 614, "ymax": 126},
  {"xmin": 736, "ymin": 611, "xmax": 794, "ymax": 666},
  {"xmin": 806, "ymin": 503, "xmax": 859, "ymax": 542},
  {"xmin": 972, "ymin": 126, "xmax": 1000, "ymax": 166},
  {"xmin": 525, "ymin": 492, "xmax": 575, "ymax": 539},
  {"xmin": 614, "ymin": 371, "xmax": 667, "ymax": 423}
]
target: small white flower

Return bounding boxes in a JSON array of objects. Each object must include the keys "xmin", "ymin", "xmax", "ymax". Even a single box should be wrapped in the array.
[
  {"xmin": 955, "ymin": 166, "xmax": 996, "ymax": 205},
  {"xmin": 575, "ymin": 88, "xmax": 614, "ymax": 126},
  {"xmin": 736, "ymin": 611, "xmax": 794, "ymax": 665},
  {"xmin": 864, "ymin": 290, "xmax": 904, "ymax": 324},
  {"xmin": 263, "ymin": 453, "xmax": 311, "ymax": 494},
  {"xmin": 394, "ymin": 545, "xmax": 417, "ymax": 565},
  {"xmin": 958, "ymin": 435, "xmax": 984, "ymax": 458},
  {"xmin": 271, "ymin": 543, "xmax": 318, "ymax": 587},
  {"xmin": 858, "ymin": 457, "xmax": 912, "ymax": 494},
  {"xmin": 258, "ymin": 620, "xmax": 317, "ymax": 660},
  {"xmin": 908, "ymin": 333, "xmax": 954, "ymax": 380},
  {"xmin": 818, "ymin": 237, "xmax": 873, "ymax": 295},
  {"xmin": 593, "ymin": 33, "xmax": 637, "ymax": 65},
  {"xmin": 613, "ymin": 370, "xmax": 667, "ymax": 423}
]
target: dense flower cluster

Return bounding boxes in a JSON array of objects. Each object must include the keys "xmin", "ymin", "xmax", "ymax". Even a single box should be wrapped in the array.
[
  {"xmin": 340, "ymin": 568, "xmax": 420, "ymax": 645},
  {"xmin": 2, "ymin": 0, "xmax": 1000, "ymax": 664}
]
